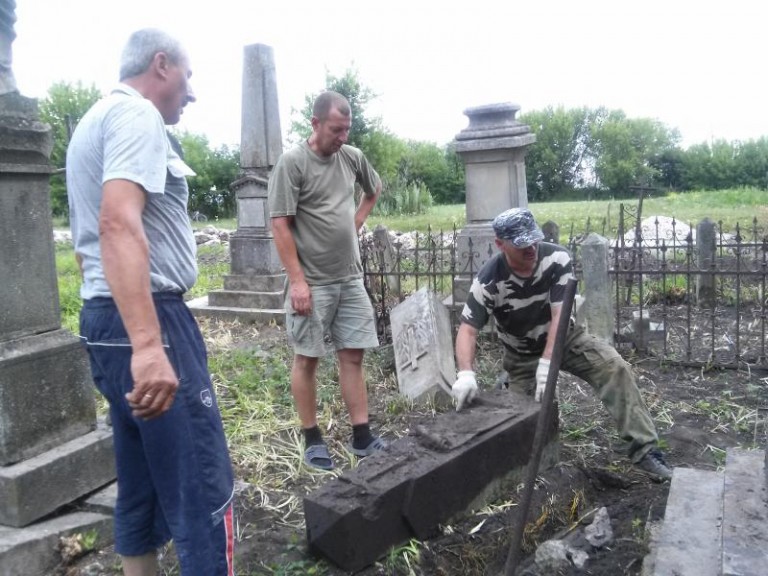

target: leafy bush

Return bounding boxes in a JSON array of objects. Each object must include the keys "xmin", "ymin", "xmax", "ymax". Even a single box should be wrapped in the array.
[{"xmin": 374, "ymin": 179, "xmax": 433, "ymax": 216}]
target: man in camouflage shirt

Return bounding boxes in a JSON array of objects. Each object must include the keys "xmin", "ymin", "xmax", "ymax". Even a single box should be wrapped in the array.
[{"xmin": 453, "ymin": 207, "xmax": 672, "ymax": 481}]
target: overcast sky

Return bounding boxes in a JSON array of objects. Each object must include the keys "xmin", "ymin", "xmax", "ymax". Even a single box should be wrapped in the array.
[{"xmin": 12, "ymin": 0, "xmax": 768, "ymax": 149}]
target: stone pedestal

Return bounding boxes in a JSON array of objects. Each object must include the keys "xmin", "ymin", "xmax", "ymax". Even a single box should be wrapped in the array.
[
  {"xmin": 453, "ymin": 103, "xmax": 536, "ymax": 301},
  {"xmin": 188, "ymin": 44, "xmax": 286, "ymax": 325},
  {"xmin": 0, "ymin": 93, "xmax": 115, "ymax": 529}
]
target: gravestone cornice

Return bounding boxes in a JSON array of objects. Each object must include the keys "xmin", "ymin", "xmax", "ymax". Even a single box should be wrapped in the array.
[{"xmin": 0, "ymin": 93, "xmax": 52, "ymax": 168}]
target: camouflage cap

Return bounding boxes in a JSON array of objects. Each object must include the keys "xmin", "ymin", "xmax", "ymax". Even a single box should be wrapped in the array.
[{"xmin": 492, "ymin": 208, "xmax": 545, "ymax": 248}]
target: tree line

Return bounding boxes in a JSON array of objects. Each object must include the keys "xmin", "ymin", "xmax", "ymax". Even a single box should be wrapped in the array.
[{"xmin": 40, "ymin": 73, "xmax": 768, "ymax": 221}]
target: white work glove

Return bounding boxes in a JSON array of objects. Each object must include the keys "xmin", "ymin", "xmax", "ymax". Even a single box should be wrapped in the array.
[
  {"xmin": 535, "ymin": 358, "xmax": 552, "ymax": 403},
  {"xmin": 452, "ymin": 370, "xmax": 478, "ymax": 411}
]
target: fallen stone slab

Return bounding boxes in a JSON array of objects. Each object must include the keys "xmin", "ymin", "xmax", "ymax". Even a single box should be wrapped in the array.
[
  {"xmin": 652, "ymin": 467, "xmax": 723, "ymax": 576},
  {"xmin": 722, "ymin": 448, "xmax": 768, "ymax": 576},
  {"xmin": 304, "ymin": 390, "xmax": 559, "ymax": 571},
  {"xmin": 0, "ymin": 511, "xmax": 113, "ymax": 576}
]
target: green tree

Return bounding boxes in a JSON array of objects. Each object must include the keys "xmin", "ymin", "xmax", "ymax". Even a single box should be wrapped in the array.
[
  {"xmin": 288, "ymin": 65, "xmax": 378, "ymax": 148},
  {"xmin": 398, "ymin": 140, "xmax": 464, "ymax": 204},
  {"xmin": 591, "ymin": 111, "xmax": 679, "ymax": 196},
  {"xmin": 679, "ymin": 139, "xmax": 737, "ymax": 191},
  {"xmin": 177, "ymin": 132, "xmax": 240, "ymax": 219},
  {"xmin": 359, "ymin": 128, "xmax": 407, "ymax": 189},
  {"xmin": 38, "ymin": 81, "xmax": 102, "ymax": 218},
  {"xmin": 733, "ymin": 138, "xmax": 768, "ymax": 189},
  {"xmin": 522, "ymin": 106, "xmax": 603, "ymax": 201},
  {"xmin": 650, "ymin": 147, "xmax": 686, "ymax": 190}
]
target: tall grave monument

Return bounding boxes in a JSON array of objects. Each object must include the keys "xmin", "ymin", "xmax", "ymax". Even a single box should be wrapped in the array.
[
  {"xmin": 190, "ymin": 43, "xmax": 286, "ymax": 323},
  {"xmin": 0, "ymin": 5, "xmax": 115, "ymax": 572},
  {"xmin": 452, "ymin": 103, "xmax": 536, "ymax": 302}
]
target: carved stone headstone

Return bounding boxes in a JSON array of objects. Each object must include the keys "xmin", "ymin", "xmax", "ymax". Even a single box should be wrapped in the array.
[{"xmin": 390, "ymin": 288, "xmax": 455, "ymax": 403}]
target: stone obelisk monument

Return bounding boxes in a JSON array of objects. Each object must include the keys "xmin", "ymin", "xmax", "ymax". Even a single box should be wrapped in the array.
[
  {"xmin": 0, "ymin": 3, "xmax": 115, "ymax": 572},
  {"xmin": 189, "ymin": 43, "xmax": 286, "ymax": 323}
]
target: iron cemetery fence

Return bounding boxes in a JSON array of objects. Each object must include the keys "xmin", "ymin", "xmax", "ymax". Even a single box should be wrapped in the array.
[{"xmin": 360, "ymin": 213, "xmax": 768, "ymax": 370}]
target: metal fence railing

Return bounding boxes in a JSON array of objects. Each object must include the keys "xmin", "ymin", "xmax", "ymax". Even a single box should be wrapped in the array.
[{"xmin": 361, "ymin": 216, "xmax": 768, "ymax": 370}]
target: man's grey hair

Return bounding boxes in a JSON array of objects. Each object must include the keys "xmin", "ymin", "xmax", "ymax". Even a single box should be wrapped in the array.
[
  {"xmin": 119, "ymin": 28, "xmax": 186, "ymax": 81},
  {"xmin": 312, "ymin": 91, "xmax": 351, "ymax": 121}
]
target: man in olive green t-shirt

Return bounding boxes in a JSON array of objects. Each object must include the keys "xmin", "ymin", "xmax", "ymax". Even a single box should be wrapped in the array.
[{"xmin": 267, "ymin": 91, "xmax": 386, "ymax": 471}]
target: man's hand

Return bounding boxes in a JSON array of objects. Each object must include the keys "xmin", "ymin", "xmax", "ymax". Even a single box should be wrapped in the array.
[
  {"xmin": 452, "ymin": 370, "xmax": 478, "ymax": 411},
  {"xmin": 290, "ymin": 279, "xmax": 313, "ymax": 316},
  {"xmin": 125, "ymin": 345, "xmax": 179, "ymax": 419},
  {"xmin": 535, "ymin": 357, "xmax": 552, "ymax": 402}
]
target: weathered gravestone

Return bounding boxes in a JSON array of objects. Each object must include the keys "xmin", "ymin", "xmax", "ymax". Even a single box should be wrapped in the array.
[
  {"xmin": 303, "ymin": 389, "xmax": 560, "ymax": 571},
  {"xmin": 580, "ymin": 233, "xmax": 614, "ymax": 344},
  {"xmin": 696, "ymin": 218, "xmax": 716, "ymax": 309},
  {"xmin": 0, "ymin": 12, "xmax": 114, "ymax": 572},
  {"xmin": 0, "ymin": 95, "xmax": 114, "ymax": 530},
  {"xmin": 390, "ymin": 287, "xmax": 455, "ymax": 404}
]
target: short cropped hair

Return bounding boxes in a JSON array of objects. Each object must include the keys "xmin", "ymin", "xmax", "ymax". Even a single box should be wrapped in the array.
[
  {"xmin": 312, "ymin": 91, "xmax": 351, "ymax": 121},
  {"xmin": 119, "ymin": 28, "xmax": 186, "ymax": 81}
]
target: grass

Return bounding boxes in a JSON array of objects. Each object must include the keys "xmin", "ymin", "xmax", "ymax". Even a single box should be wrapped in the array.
[
  {"xmin": 369, "ymin": 187, "xmax": 768, "ymax": 240},
  {"xmin": 55, "ymin": 244, "xmax": 83, "ymax": 333}
]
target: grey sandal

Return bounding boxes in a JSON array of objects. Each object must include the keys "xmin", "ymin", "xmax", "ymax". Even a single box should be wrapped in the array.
[
  {"xmin": 304, "ymin": 443, "xmax": 334, "ymax": 470},
  {"xmin": 347, "ymin": 436, "xmax": 388, "ymax": 457}
]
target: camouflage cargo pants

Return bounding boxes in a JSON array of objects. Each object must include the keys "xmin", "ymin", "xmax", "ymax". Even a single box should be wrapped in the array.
[{"xmin": 502, "ymin": 326, "xmax": 658, "ymax": 462}]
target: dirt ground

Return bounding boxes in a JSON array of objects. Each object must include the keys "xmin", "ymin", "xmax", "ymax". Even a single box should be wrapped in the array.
[{"xmin": 59, "ymin": 315, "xmax": 768, "ymax": 576}]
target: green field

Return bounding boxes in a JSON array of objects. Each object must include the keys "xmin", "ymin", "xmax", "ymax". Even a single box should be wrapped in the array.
[{"xmin": 367, "ymin": 187, "xmax": 768, "ymax": 239}]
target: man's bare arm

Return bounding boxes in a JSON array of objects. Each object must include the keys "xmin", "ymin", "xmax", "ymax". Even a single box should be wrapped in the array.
[
  {"xmin": 100, "ymin": 179, "xmax": 178, "ymax": 418},
  {"xmin": 271, "ymin": 215, "xmax": 312, "ymax": 315},
  {"xmin": 542, "ymin": 304, "xmax": 563, "ymax": 360},
  {"xmin": 455, "ymin": 322, "xmax": 479, "ymax": 371},
  {"xmin": 354, "ymin": 181, "xmax": 381, "ymax": 232}
]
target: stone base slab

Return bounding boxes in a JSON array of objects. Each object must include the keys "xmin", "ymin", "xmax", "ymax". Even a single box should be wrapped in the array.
[
  {"xmin": 0, "ymin": 511, "xmax": 113, "ymax": 576},
  {"xmin": 0, "ymin": 329, "xmax": 96, "ymax": 465},
  {"xmin": 186, "ymin": 296, "xmax": 284, "ymax": 325},
  {"xmin": 208, "ymin": 288, "xmax": 283, "ymax": 310},
  {"xmin": 0, "ymin": 421, "xmax": 115, "ymax": 527}
]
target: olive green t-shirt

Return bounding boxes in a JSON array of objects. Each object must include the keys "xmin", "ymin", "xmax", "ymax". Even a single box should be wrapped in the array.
[{"xmin": 267, "ymin": 141, "xmax": 380, "ymax": 285}]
